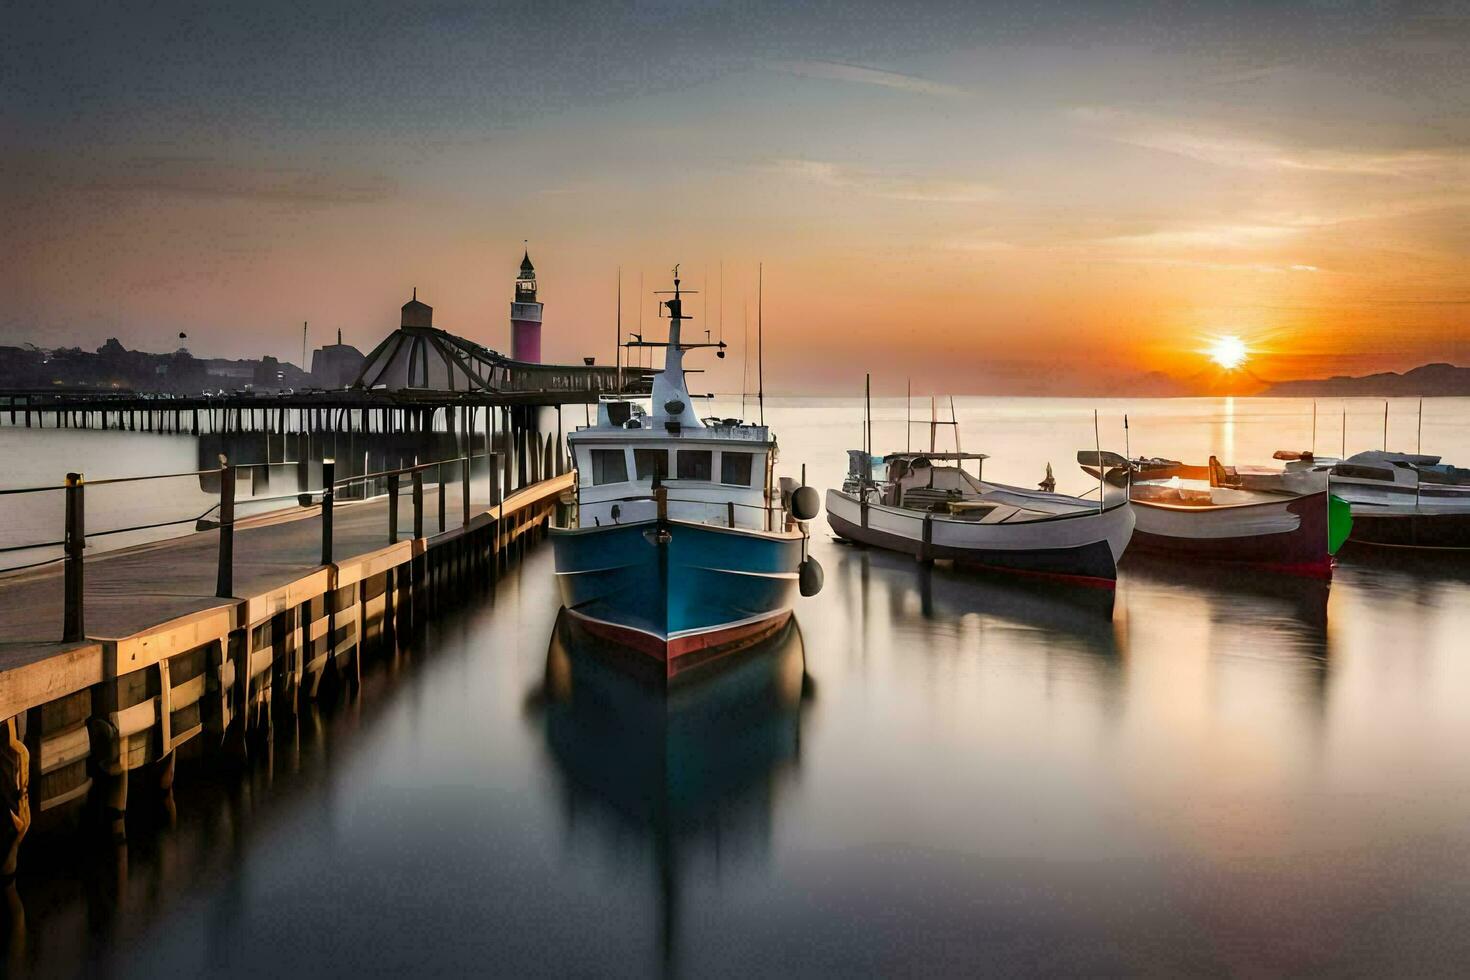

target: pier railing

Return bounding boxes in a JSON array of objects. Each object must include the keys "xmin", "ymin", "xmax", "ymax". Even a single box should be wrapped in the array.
[{"xmin": 0, "ymin": 447, "xmax": 566, "ymax": 643}]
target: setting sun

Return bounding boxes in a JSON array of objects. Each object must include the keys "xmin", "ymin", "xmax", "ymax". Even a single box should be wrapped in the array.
[{"xmin": 1204, "ymin": 335, "xmax": 1249, "ymax": 370}]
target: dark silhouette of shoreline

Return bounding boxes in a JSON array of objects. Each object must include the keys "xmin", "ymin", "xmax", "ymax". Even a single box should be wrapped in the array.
[{"xmin": 1261, "ymin": 363, "xmax": 1470, "ymax": 397}]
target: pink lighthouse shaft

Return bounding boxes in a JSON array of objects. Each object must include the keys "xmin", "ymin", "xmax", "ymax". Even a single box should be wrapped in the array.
[{"xmin": 510, "ymin": 249, "xmax": 543, "ymax": 363}]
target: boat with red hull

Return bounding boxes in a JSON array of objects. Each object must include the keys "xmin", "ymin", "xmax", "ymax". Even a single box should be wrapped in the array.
[
  {"xmin": 551, "ymin": 269, "xmax": 822, "ymax": 684},
  {"xmin": 1082, "ymin": 454, "xmax": 1352, "ymax": 576}
]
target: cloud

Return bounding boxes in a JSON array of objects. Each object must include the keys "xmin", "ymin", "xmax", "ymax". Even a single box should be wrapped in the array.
[
  {"xmin": 1098, "ymin": 222, "xmax": 1302, "ymax": 250},
  {"xmin": 101, "ymin": 157, "xmax": 402, "ymax": 205},
  {"xmin": 770, "ymin": 159, "xmax": 993, "ymax": 202},
  {"xmin": 1072, "ymin": 106, "xmax": 1470, "ymax": 178},
  {"xmin": 45, "ymin": 156, "xmax": 401, "ymax": 206},
  {"xmin": 775, "ymin": 60, "xmax": 967, "ymax": 98},
  {"xmin": 1107, "ymin": 257, "xmax": 1321, "ymax": 274}
]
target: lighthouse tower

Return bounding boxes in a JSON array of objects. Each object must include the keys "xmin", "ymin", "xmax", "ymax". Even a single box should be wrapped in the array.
[{"xmin": 510, "ymin": 249, "xmax": 543, "ymax": 362}]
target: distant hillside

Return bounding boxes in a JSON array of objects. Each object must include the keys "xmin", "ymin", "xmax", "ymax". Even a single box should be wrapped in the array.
[{"xmin": 1261, "ymin": 363, "xmax": 1470, "ymax": 397}]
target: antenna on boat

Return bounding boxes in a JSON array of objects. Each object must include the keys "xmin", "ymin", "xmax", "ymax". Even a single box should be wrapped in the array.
[
  {"xmin": 1124, "ymin": 414, "xmax": 1131, "ymax": 493},
  {"xmin": 1310, "ymin": 399, "xmax": 1317, "ymax": 454},
  {"xmin": 615, "ymin": 267, "xmax": 622, "ymax": 392},
  {"xmin": 950, "ymin": 397, "xmax": 961, "ymax": 456},
  {"xmin": 1094, "ymin": 409, "xmax": 1104, "ymax": 516},
  {"xmin": 929, "ymin": 397, "xmax": 937, "ymax": 453},
  {"xmin": 741, "ymin": 301, "xmax": 750, "ymax": 420},
  {"xmin": 865, "ymin": 373, "xmax": 872, "ymax": 462},
  {"xmin": 1416, "ymin": 397, "xmax": 1424, "ymax": 510},
  {"xmin": 1341, "ymin": 405, "xmax": 1347, "ymax": 458},
  {"xmin": 757, "ymin": 263, "xmax": 765, "ymax": 426},
  {"xmin": 1417, "ymin": 397, "xmax": 1424, "ymax": 454},
  {"xmin": 1383, "ymin": 399, "xmax": 1389, "ymax": 451}
]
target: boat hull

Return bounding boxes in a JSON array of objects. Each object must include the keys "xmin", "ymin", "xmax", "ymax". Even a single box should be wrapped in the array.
[
  {"xmin": 551, "ymin": 518, "xmax": 803, "ymax": 681},
  {"xmin": 1129, "ymin": 489, "xmax": 1337, "ymax": 574},
  {"xmin": 825, "ymin": 490, "xmax": 1133, "ymax": 584},
  {"xmin": 1340, "ymin": 509, "xmax": 1470, "ymax": 550}
]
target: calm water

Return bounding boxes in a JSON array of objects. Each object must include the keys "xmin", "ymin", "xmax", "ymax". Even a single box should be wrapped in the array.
[{"xmin": 6, "ymin": 397, "xmax": 1470, "ymax": 976}]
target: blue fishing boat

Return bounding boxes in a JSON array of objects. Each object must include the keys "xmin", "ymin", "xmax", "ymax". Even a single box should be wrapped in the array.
[{"xmin": 551, "ymin": 268, "xmax": 821, "ymax": 681}]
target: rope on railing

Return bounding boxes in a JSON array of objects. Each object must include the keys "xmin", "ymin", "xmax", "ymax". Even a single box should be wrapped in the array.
[
  {"xmin": 86, "ymin": 467, "xmax": 225, "ymax": 487},
  {"xmin": 0, "ymin": 538, "xmax": 67, "ymax": 555},
  {"xmin": 0, "ymin": 553, "xmax": 68, "ymax": 573},
  {"xmin": 88, "ymin": 505, "xmax": 221, "ymax": 539},
  {"xmin": 0, "ymin": 483, "xmax": 68, "ymax": 496},
  {"xmin": 331, "ymin": 450, "xmax": 493, "ymax": 489}
]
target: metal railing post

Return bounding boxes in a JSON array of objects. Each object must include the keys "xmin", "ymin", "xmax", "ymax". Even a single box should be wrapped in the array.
[
  {"xmin": 216, "ymin": 457, "xmax": 235, "ymax": 597},
  {"xmin": 62, "ymin": 472, "xmax": 85, "ymax": 642},
  {"xmin": 388, "ymin": 471, "xmax": 400, "ymax": 543},
  {"xmin": 489, "ymin": 452, "xmax": 502, "ymax": 506},
  {"xmin": 321, "ymin": 458, "xmax": 335, "ymax": 565},
  {"xmin": 438, "ymin": 462, "xmax": 447, "ymax": 534},
  {"xmin": 412, "ymin": 470, "xmax": 424, "ymax": 538},
  {"xmin": 296, "ymin": 432, "xmax": 310, "ymax": 505},
  {"xmin": 461, "ymin": 456, "xmax": 471, "ymax": 528}
]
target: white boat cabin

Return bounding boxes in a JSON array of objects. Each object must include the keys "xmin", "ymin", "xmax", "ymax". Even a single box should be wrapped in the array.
[
  {"xmin": 571, "ymin": 397, "xmax": 775, "ymax": 529},
  {"xmin": 567, "ymin": 272, "xmax": 778, "ymax": 531}
]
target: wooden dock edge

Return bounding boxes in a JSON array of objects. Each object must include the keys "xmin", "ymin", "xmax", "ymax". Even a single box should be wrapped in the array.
[{"xmin": 0, "ymin": 470, "xmax": 571, "ymax": 863}]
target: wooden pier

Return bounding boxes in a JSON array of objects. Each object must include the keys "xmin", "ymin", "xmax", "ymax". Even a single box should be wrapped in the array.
[{"xmin": 0, "ymin": 453, "xmax": 574, "ymax": 872}]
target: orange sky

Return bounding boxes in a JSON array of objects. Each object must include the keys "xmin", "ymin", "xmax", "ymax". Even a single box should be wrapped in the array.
[{"xmin": 4, "ymin": 4, "xmax": 1468, "ymax": 394}]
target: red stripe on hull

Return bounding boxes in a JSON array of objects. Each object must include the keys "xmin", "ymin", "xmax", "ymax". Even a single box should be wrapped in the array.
[{"xmin": 564, "ymin": 608, "xmax": 794, "ymax": 683}]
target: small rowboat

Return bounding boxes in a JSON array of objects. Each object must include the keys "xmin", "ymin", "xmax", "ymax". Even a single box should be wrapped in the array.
[{"xmin": 1080, "ymin": 453, "xmax": 1352, "ymax": 575}]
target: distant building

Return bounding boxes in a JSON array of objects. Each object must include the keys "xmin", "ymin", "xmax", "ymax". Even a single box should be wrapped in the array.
[
  {"xmin": 510, "ymin": 250, "xmax": 543, "ymax": 363},
  {"xmin": 310, "ymin": 329, "xmax": 365, "ymax": 388}
]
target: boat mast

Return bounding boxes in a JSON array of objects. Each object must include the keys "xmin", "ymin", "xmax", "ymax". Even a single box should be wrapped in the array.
[
  {"xmin": 615, "ymin": 268, "xmax": 622, "ymax": 392},
  {"xmin": 1416, "ymin": 397, "xmax": 1424, "ymax": 511},
  {"xmin": 741, "ymin": 302, "xmax": 749, "ymax": 420},
  {"xmin": 1124, "ymin": 414, "xmax": 1131, "ymax": 493},
  {"xmin": 1094, "ymin": 409, "xmax": 1104, "ymax": 516},
  {"xmin": 757, "ymin": 263, "xmax": 764, "ymax": 427},
  {"xmin": 865, "ymin": 373, "xmax": 872, "ymax": 461}
]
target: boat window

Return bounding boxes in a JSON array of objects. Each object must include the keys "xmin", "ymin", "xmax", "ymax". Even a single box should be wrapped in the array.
[
  {"xmin": 635, "ymin": 448, "xmax": 669, "ymax": 481},
  {"xmin": 721, "ymin": 451, "xmax": 754, "ymax": 486},
  {"xmin": 606, "ymin": 401, "xmax": 632, "ymax": 426},
  {"xmin": 589, "ymin": 449, "xmax": 628, "ymax": 485},
  {"xmin": 677, "ymin": 450, "xmax": 713, "ymax": 481}
]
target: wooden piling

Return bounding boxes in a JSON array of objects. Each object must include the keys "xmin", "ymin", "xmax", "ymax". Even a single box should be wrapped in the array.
[{"xmin": 62, "ymin": 473, "xmax": 85, "ymax": 643}]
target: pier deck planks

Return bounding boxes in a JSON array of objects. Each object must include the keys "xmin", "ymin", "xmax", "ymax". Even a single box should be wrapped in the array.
[{"xmin": 0, "ymin": 476, "xmax": 569, "ymax": 718}]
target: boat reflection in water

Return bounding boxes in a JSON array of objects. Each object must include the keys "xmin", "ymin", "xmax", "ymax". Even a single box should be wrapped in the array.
[
  {"xmin": 531, "ymin": 610, "xmax": 813, "ymax": 969},
  {"xmin": 835, "ymin": 542, "xmax": 1122, "ymax": 660},
  {"xmin": 1121, "ymin": 553, "xmax": 1331, "ymax": 652}
]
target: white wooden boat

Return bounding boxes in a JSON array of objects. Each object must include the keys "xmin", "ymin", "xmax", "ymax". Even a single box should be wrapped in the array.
[
  {"xmin": 1080, "ymin": 454, "xmax": 1349, "ymax": 574},
  {"xmin": 1272, "ymin": 449, "xmax": 1470, "ymax": 550},
  {"xmin": 826, "ymin": 452, "xmax": 1134, "ymax": 583}
]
